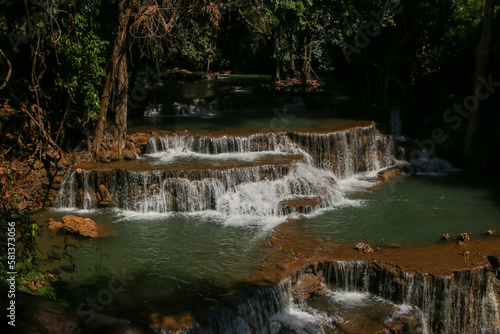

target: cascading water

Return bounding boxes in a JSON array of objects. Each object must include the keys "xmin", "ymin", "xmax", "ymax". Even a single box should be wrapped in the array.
[
  {"xmin": 188, "ymin": 261, "xmax": 500, "ymax": 334},
  {"xmin": 55, "ymin": 123, "xmax": 395, "ymax": 219},
  {"xmin": 51, "ymin": 120, "xmax": 500, "ymax": 334},
  {"xmin": 186, "ymin": 281, "xmax": 294, "ymax": 334},
  {"xmin": 320, "ymin": 261, "xmax": 500, "ymax": 333}
]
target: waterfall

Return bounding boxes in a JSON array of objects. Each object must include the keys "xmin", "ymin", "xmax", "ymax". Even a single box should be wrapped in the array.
[
  {"xmin": 147, "ymin": 132, "xmax": 284, "ymax": 155},
  {"xmin": 320, "ymin": 261, "xmax": 500, "ymax": 333},
  {"xmin": 187, "ymin": 261, "xmax": 499, "ymax": 334},
  {"xmin": 185, "ymin": 281, "xmax": 293, "ymax": 334},
  {"xmin": 147, "ymin": 123, "xmax": 395, "ymax": 179},
  {"xmin": 56, "ymin": 123, "xmax": 395, "ymax": 216},
  {"xmin": 57, "ymin": 164, "xmax": 346, "ymax": 215}
]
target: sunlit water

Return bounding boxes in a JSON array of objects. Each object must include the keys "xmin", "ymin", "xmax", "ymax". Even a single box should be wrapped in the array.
[{"xmin": 291, "ymin": 172, "xmax": 500, "ymax": 246}]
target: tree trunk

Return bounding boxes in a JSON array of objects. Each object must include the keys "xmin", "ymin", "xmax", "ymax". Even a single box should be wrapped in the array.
[
  {"xmin": 272, "ymin": 34, "xmax": 281, "ymax": 82},
  {"xmin": 112, "ymin": 51, "xmax": 128, "ymax": 160},
  {"xmin": 289, "ymin": 35, "xmax": 295, "ymax": 77},
  {"xmin": 302, "ymin": 37, "xmax": 311, "ymax": 84},
  {"xmin": 92, "ymin": 0, "xmax": 132, "ymax": 161},
  {"xmin": 463, "ymin": 0, "xmax": 494, "ymax": 159},
  {"xmin": 92, "ymin": 73, "xmax": 112, "ymax": 160}
]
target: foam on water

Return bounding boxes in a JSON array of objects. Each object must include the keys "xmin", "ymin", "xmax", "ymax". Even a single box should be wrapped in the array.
[
  {"xmin": 269, "ymin": 303, "xmax": 331, "ymax": 334},
  {"xmin": 325, "ymin": 290, "xmax": 369, "ymax": 306},
  {"xmin": 113, "ymin": 208, "xmax": 176, "ymax": 221},
  {"xmin": 410, "ymin": 151, "xmax": 462, "ymax": 175},
  {"xmin": 146, "ymin": 150, "xmax": 292, "ymax": 163},
  {"xmin": 56, "ymin": 124, "xmax": 396, "ymax": 226}
]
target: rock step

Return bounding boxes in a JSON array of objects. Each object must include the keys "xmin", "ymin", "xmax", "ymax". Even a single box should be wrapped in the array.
[
  {"xmin": 75, "ymin": 153, "xmax": 304, "ymax": 173},
  {"xmin": 278, "ymin": 196, "xmax": 322, "ymax": 215}
]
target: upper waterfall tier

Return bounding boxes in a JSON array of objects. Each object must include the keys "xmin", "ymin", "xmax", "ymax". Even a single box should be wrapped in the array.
[
  {"xmin": 56, "ymin": 121, "xmax": 395, "ymax": 214},
  {"xmin": 146, "ymin": 120, "xmax": 395, "ymax": 179}
]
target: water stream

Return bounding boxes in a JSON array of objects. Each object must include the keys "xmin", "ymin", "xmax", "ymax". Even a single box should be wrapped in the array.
[{"xmin": 37, "ymin": 75, "xmax": 500, "ymax": 333}]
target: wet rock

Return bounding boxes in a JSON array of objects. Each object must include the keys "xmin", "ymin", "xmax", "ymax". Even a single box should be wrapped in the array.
[
  {"xmin": 98, "ymin": 184, "xmax": 113, "ymax": 207},
  {"xmin": 48, "ymin": 219, "xmax": 63, "ymax": 231},
  {"xmin": 355, "ymin": 242, "xmax": 374, "ymax": 253},
  {"xmin": 368, "ymin": 166, "xmax": 403, "ymax": 191},
  {"xmin": 250, "ymin": 141, "xmax": 269, "ymax": 151},
  {"xmin": 457, "ymin": 232, "xmax": 470, "ymax": 242},
  {"xmin": 292, "ymin": 273, "xmax": 324, "ymax": 300},
  {"xmin": 336, "ymin": 317, "xmax": 390, "ymax": 334},
  {"xmin": 278, "ymin": 197, "xmax": 321, "ymax": 215},
  {"xmin": 442, "ymin": 233, "xmax": 450, "ymax": 240},
  {"xmin": 56, "ymin": 215, "xmax": 100, "ymax": 238},
  {"xmin": 148, "ymin": 312, "xmax": 194, "ymax": 332},
  {"xmin": 123, "ymin": 149, "xmax": 137, "ymax": 160},
  {"xmin": 128, "ymin": 132, "xmax": 149, "ymax": 154},
  {"xmin": 386, "ymin": 311, "xmax": 425, "ymax": 334}
]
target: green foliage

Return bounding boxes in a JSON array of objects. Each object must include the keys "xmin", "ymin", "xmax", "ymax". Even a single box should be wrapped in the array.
[
  {"xmin": 54, "ymin": 0, "xmax": 108, "ymax": 122},
  {"xmin": 0, "ymin": 208, "xmax": 57, "ymax": 300},
  {"xmin": 0, "ymin": 161, "xmax": 56, "ymax": 300},
  {"xmin": 165, "ymin": 7, "xmax": 229, "ymax": 71}
]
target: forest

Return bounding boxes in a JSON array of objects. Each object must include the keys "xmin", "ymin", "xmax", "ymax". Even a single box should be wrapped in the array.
[
  {"xmin": 1, "ymin": 0, "xmax": 500, "ymax": 333},
  {"xmin": 0, "ymin": 0, "xmax": 498, "ymax": 165}
]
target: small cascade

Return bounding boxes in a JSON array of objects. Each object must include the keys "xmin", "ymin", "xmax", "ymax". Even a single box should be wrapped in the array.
[
  {"xmin": 57, "ymin": 164, "xmax": 344, "ymax": 216},
  {"xmin": 147, "ymin": 123, "xmax": 395, "ymax": 179},
  {"xmin": 186, "ymin": 281, "xmax": 293, "ymax": 334},
  {"xmin": 409, "ymin": 150, "xmax": 458, "ymax": 175},
  {"xmin": 287, "ymin": 125, "xmax": 392, "ymax": 178},
  {"xmin": 189, "ymin": 261, "xmax": 499, "ymax": 334},
  {"xmin": 320, "ymin": 261, "xmax": 500, "ymax": 333},
  {"xmin": 147, "ymin": 132, "xmax": 285, "ymax": 155},
  {"xmin": 55, "ymin": 169, "xmax": 77, "ymax": 208}
]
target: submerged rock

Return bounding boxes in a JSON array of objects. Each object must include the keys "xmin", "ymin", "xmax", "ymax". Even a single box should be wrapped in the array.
[
  {"xmin": 355, "ymin": 242, "xmax": 374, "ymax": 253},
  {"xmin": 457, "ymin": 232, "xmax": 471, "ymax": 242},
  {"xmin": 148, "ymin": 312, "xmax": 194, "ymax": 333},
  {"xmin": 368, "ymin": 165, "xmax": 404, "ymax": 191},
  {"xmin": 291, "ymin": 273, "xmax": 324, "ymax": 300}
]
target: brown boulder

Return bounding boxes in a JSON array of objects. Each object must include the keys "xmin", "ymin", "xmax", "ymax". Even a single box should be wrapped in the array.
[
  {"xmin": 457, "ymin": 232, "xmax": 470, "ymax": 242},
  {"xmin": 128, "ymin": 133, "xmax": 150, "ymax": 154},
  {"xmin": 61, "ymin": 215, "xmax": 99, "ymax": 238},
  {"xmin": 368, "ymin": 165, "xmax": 404, "ymax": 191},
  {"xmin": 149, "ymin": 312, "xmax": 194, "ymax": 332},
  {"xmin": 355, "ymin": 242, "xmax": 374, "ymax": 253}
]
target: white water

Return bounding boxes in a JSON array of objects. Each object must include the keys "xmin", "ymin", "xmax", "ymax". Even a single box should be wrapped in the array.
[
  {"xmin": 52, "ymin": 123, "xmax": 500, "ymax": 333},
  {"xmin": 56, "ymin": 124, "xmax": 395, "ymax": 227},
  {"xmin": 187, "ymin": 259, "xmax": 500, "ymax": 334}
]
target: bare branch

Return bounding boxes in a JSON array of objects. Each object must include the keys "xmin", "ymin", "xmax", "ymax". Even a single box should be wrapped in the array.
[{"xmin": 0, "ymin": 49, "xmax": 12, "ymax": 90}]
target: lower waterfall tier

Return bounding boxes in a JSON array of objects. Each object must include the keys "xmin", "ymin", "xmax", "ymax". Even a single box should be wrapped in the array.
[
  {"xmin": 185, "ymin": 260, "xmax": 500, "ymax": 334},
  {"xmin": 56, "ymin": 163, "xmax": 343, "ymax": 215}
]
